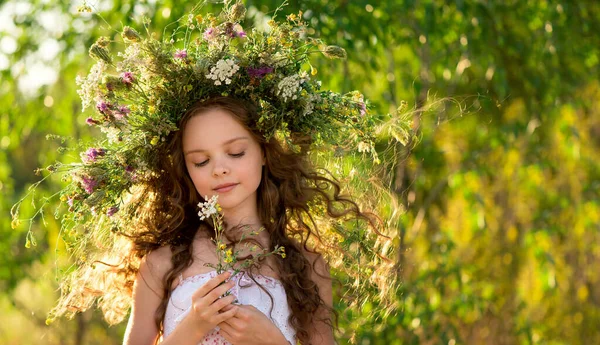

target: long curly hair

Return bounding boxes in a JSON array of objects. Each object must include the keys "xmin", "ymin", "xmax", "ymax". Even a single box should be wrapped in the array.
[{"xmin": 52, "ymin": 97, "xmax": 384, "ymax": 344}]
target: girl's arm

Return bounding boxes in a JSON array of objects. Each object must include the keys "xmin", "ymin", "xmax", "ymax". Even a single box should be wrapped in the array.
[
  {"xmin": 123, "ymin": 246, "xmax": 238, "ymax": 345},
  {"xmin": 306, "ymin": 252, "xmax": 336, "ymax": 345},
  {"xmin": 122, "ymin": 247, "xmax": 170, "ymax": 345}
]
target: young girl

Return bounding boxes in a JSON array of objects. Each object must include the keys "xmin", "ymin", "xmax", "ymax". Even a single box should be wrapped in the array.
[
  {"xmin": 123, "ymin": 97, "xmax": 343, "ymax": 345},
  {"xmin": 16, "ymin": 2, "xmax": 395, "ymax": 344}
]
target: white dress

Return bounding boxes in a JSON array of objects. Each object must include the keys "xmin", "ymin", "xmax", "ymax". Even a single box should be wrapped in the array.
[{"xmin": 163, "ymin": 270, "xmax": 296, "ymax": 344}]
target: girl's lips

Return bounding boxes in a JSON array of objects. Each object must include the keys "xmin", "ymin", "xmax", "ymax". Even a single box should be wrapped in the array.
[{"xmin": 213, "ymin": 183, "xmax": 238, "ymax": 193}]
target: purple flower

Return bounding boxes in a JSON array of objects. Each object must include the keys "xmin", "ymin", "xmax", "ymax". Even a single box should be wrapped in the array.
[
  {"xmin": 67, "ymin": 197, "xmax": 74, "ymax": 207},
  {"xmin": 106, "ymin": 206, "xmax": 119, "ymax": 217},
  {"xmin": 359, "ymin": 102, "xmax": 367, "ymax": 116},
  {"xmin": 115, "ymin": 105, "xmax": 131, "ymax": 120},
  {"xmin": 247, "ymin": 66, "xmax": 274, "ymax": 79},
  {"xmin": 96, "ymin": 101, "xmax": 110, "ymax": 114},
  {"xmin": 203, "ymin": 28, "xmax": 217, "ymax": 41},
  {"xmin": 121, "ymin": 71, "xmax": 134, "ymax": 84},
  {"xmin": 86, "ymin": 117, "xmax": 99, "ymax": 126},
  {"xmin": 236, "ymin": 30, "xmax": 247, "ymax": 38},
  {"xmin": 174, "ymin": 49, "xmax": 187, "ymax": 59},
  {"xmin": 125, "ymin": 165, "xmax": 134, "ymax": 173},
  {"xmin": 83, "ymin": 147, "xmax": 106, "ymax": 163},
  {"xmin": 81, "ymin": 176, "xmax": 97, "ymax": 194}
]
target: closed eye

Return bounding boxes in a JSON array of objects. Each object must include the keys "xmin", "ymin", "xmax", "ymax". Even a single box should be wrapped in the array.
[
  {"xmin": 194, "ymin": 159, "xmax": 209, "ymax": 167},
  {"xmin": 230, "ymin": 151, "xmax": 245, "ymax": 158}
]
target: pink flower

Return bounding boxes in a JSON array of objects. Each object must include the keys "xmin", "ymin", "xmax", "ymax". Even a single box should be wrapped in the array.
[
  {"xmin": 115, "ymin": 105, "xmax": 131, "ymax": 120},
  {"xmin": 174, "ymin": 49, "xmax": 187, "ymax": 59},
  {"xmin": 247, "ymin": 66, "xmax": 273, "ymax": 78},
  {"xmin": 81, "ymin": 176, "xmax": 97, "ymax": 194},
  {"xmin": 82, "ymin": 148, "xmax": 106, "ymax": 163},
  {"xmin": 106, "ymin": 206, "xmax": 119, "ymax": 217},
  {"xmin": 203, "ymin": 28, "xmax": 217, "ymax": 41},
  {"xmin": 121, "ymin": 71, "xmax": 135, "ymax": 84},
  {"xmin": 86, "ymin": 117, "xmax": 99, "ymax": 126},
  {"xmin": 237, "ymin": 31, "xmax": 246, "ymax": 38},
  {"xmin": 96, "ymin": 101, "xmax": 110, "ymax": 114}
]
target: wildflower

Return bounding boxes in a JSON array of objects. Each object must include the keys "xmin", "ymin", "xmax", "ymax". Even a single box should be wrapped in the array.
[
  {"xmin": 81, "ymin": 176, "xmax": 97, "ymax": 194},
  {"xmin": 206, "ymin": 59, "xmax": 240, "ymax": 86},
  {"xmin": 276, "ymin": 73, "xmax": 307, "ymax": 102},
  {"xmin": 322, "ymin": 45, "xmax": 347, "ymax": 59},
  {"xmin": 89, "ymin": 42, "xmax": 112, "ymax": 63},
  {"xmin": 106, "ymin": 207, "xmax": 119, "ymax": 217},
  {"xmin": 86, "ymin": 117, "xmax": 99, "ymax": 126},
  {"xmin": 198, "ymin": 195, "xmax": 219, "ymax": 220},
  {"xmin": 82, "ymin": 147, "xmax": 106, "ymax": 163},
  {"xmin": 96, "ymin": 101, "xmax": 110, "ymax": 114},
  {"xmin": 247, "ymin": 66, "xmax": 273, "ymax": 79},
  {"xmin": 230, "ymin": 3, "xmax": 246, "ymax": 21},
  {"xmin": 203, "ymin": 28, "xmax": 217, "ymax": 41},
  {"xmin": 121, "ymin": 71, "xmax": 134, "ymax": 84},
  {"xmin": 115, "ymin": 106, "xmax": 131, "ymax": 120},
  {"xmin": 122, "ymin": 26, "xmax": 141, "ymax": 42},
  {"xmin": 174, "ymin": 49, "xmax": 187, "ymax": 60},
  {"xmin": 224, "ymin": 249, "xmax": 234, "ymax": 263},
  {"xmin": 237, "ymin": 30, "xmax": 247, "ymax": 38},
  {"xmin": 150, "ymin": 136, "xmax": 159, "ymax": 145},
  {"xmin": 219, "ymin": 243, "xmax": 227, "ymax": 250}
]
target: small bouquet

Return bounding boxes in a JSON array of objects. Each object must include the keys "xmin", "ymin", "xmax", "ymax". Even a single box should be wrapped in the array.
[{"xmin": 197, "ymin": 195, "xmax": 286, "ymax": 281}]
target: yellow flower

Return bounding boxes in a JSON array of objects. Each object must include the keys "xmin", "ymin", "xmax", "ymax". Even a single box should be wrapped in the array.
[
  {"xmin": 311, "ymin": 66, "xmax": 317, "ymax": 76},
  {"xmin": 219, "ymin": 243, "xmax": 227, "ymax": 250},
  {"xmin": 11, "ymin": 218, "xmax": 21, "ymax": 229},
  {"xmin": 281, "ymin": 253, "xmax": 286, "ymax": 259},
  {"xmin": 148, "ymin": 105, "xmax": 156, "ymax": 113},
  {"xmin": 150, "ymin": 136, "xmax": 159, "ymax": 145},
  {"xmin": 195, "ymin": 14, "xmax": 203, "ymax": 24}
]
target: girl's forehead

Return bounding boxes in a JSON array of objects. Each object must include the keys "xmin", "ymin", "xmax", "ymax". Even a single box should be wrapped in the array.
[{"xmin": 182, "ymin": 109, "xmax": 254, "ymax": 151}]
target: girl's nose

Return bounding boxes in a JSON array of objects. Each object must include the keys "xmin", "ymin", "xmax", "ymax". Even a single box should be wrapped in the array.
[{"xmin": 212, "ymin": 163, "xmax": 229, "ymax": 177}]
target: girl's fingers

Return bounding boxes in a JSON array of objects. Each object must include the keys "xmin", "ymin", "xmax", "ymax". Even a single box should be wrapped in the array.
[
  {"xmin": 208, "ymin": 294, "xmax": 237, "ymax": 314},
  {"xmin": 191, "ymin": 271, "xmax": 232, "ymax": 301},
  {"xmin": 220, "ymin": 303, "xmax": 235, "ymax": 312},
  {"xmin": 215, "ymin": 305, "xmax": 238, "ymax": 323}
]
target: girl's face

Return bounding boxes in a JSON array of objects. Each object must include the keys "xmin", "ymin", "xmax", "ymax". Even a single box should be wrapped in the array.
[{"xmin": 182, "ymin": 108, "xmax": 264, "ymax": 218}]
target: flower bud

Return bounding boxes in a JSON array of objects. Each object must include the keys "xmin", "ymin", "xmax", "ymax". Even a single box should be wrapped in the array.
[
  {"xmin": 89, "ymin": 43, "xmax": 112, "ymax": 63},
  {"xmin": 230, "ymin": 2, "xmax": 246, "ymax": 22},
  {"xmin": 122, "ymin": 26, "xmax": 141, "ymax": 42},
  {"xmin": 322, "ymin": 45, "xmax": 347, "ymax": 59}
]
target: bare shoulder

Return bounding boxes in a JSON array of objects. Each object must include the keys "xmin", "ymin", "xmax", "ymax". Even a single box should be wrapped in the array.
[{"xmin": 138, "ymin": 245, "xmax": 174, "ymax": 297}]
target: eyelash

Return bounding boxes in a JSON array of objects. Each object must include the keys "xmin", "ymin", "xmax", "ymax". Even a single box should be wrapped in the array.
[{"xmin": 194, "ymin": 151, "xmax": 246, "ymax": 167}]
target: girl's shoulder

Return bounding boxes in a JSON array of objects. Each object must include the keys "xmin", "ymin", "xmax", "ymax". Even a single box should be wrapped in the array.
[{"xmin": 138, "ymin": 245, "xmax": 174, "ymax": 297}]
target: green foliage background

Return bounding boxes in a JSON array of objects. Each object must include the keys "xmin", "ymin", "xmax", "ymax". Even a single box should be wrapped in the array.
[{"xmin": 1, "ymin": 1, "xmax": 599, "ymax": 344}]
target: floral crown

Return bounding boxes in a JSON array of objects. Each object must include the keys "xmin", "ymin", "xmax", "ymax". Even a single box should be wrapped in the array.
[
  {"xmin": 13, "ymin": 2, "xmax": 378, "ymax": 230},
  {"xmin": 54, "ymin": 1, "xmax": 379, "ymax": 218}
]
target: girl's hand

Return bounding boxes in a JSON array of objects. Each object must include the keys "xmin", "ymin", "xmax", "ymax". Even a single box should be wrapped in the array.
[
  {"xmin": 186, "ymin": 271, "xmax": 239, "ymax": 339},
  {"xmin": 218, "ymin": 305, "xmax": 290, "ymax": 345}
]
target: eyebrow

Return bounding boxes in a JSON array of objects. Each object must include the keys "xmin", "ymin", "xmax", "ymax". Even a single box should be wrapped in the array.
[{"xmin": 184, "ymin": 136, "xmax": 249, "ymax": 155}]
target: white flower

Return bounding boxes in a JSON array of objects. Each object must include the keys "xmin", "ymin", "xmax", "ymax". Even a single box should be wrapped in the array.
[
  {"xmin": 116, "ymin": 43, "xmax": 142, "ymax": 72},
  {"xmin": 276, "ymin": 72, "xmax": 308, "ymax": 102},
  {"xmin": 302, "ymin": 93, "xmax": 321, "ymax": 116},
  {"xmin": 206, "ymin": 59, "xmax": 240, "ymax": 86},
  {"xmin": 76, "ymin": 60, "xmax": 106, "ymax": 111},
  {"xmin": 198, "ymin": 195, "xmax": 219, "ymax": 220}
]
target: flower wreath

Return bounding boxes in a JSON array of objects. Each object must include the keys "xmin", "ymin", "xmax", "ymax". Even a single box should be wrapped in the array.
[{"xmin": 52, "ymin": 0, "xmax": 379, "ymax": 220}]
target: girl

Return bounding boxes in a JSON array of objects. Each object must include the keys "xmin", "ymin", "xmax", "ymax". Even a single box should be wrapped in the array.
[
  {"xmin": 16, "ymin": 2, "xmax": 395, "ymax": 344},
  {"xmin": 122, "ymin": 97, "xmax": 353, "ymax": 345}
]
